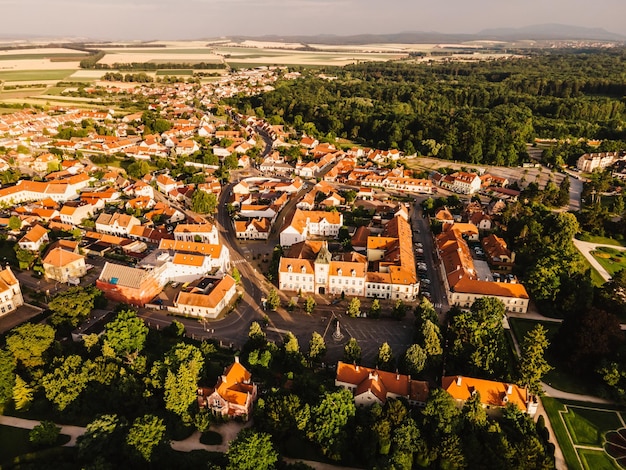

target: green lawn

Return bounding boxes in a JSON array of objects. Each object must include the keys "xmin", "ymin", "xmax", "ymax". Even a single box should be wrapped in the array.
[
  {"xmin": 562, "ymin": 407, "xmax": 624, "ymax": 446},
  {"xmin": 0, "ymin": 425, "xmax": 32, "ymax": 463},
  {"xmin": 508, "ymin": 317, "xmax": 560, "ymax": 343},
  {"xmin": 579, "ymin": 449, "xmax": 622, "ymax": 470},
  {"xmin": 0, "ymin": 69, "xmax": 76, "ymax": 82},
  {"xmin": 592, "ymin": 247, "xmax": 626, "ymax": 277},
  {"xmin": 542, "ymin": 397, "xmax": 584, "ymax": 470},
  {"xmin": 578, "ymin": 234, "xmax": 626, "ymax": 247}
]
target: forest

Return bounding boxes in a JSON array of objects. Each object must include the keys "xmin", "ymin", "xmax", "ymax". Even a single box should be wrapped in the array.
[{"xmin": 230, "ymin": 49, "xmax": 626, "ymax": 166}]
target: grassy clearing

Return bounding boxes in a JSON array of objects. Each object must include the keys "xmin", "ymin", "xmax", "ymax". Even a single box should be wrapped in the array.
[
  {"xmin": 45, "ymin": 86, "xmax": 67, "ymax": 96},
  {"xmin": 508, "ymin": 317, "xmax": 560, "ymax": 343},
  {"xmin": 0, "ymin": 70, "xmax": 75, "ymax": 81},
  {"xmin": 578, "ymin": 449, "xmax": 622, "ymax": 470}
]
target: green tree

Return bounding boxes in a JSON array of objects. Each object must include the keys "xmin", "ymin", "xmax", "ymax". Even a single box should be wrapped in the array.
[
  {"xmin": 392, "ymin": 299, "xmax": 407, "ymax": 319},
  {"xmin": 191, "ymin": 190, "xmax": 218, "ymax": 214},
  {"xmin": 6, "ymin": 323, "xmax": 55, "ymax": 369},
  {"xmin": 29, "ymin": 421, "xmax": 60, "ymax": 448},
  {"xmin": 308, "ymin": 331, "xmax": 326, "ymax": 363},
  {"xmin": 14, "ymin": 247, "xmax": 36, "ymax": 270},
  {"xmin": 403, "ymin": 344, "xmax": 427, "ymax": 376},
  {"xmin": 346, "ymin": 297, "xmax": 361, "ymax": 318},
  {"xmin": 227, "ymin": 429, "xmax": 278, "ymax": 470},
  {"xmin": 103, "ymin": 310, "xmax": 149, "ymax": 362},
  {"xmin": 48, "ymin": 286, "xmax": 99, "ymax": 327},
  {"xmin": 421, "ymin": 320, "xmax": 443, "ymax": 357},
  {"xmin": 0, "ymin": 349, "xmax": 15, "ymax": 409},
  {"xmin": 304, "ymin": 296, "xmax": 316, "ymax": 314},
  {"xmin": 283, "ymin": 332, "xmax": 300, "ymax": 355},
  {"xmin": 8, "ymin": 215, "xmax": 21, "ymax": 231},
  {"xmin": 307, "ymin": 389, "xmax": 356, "ymax": 460},
  {"xmin": 518, "ymin": 325, "xmax": 553, "ymax": 396},
  {"xmin": 369, "ymin": 298, "xmax": 381, "ymax": 318},
  {"xmin": 126, "ymin": 414, "xmax": 166, "ymax": 462},
  {"xmin": 248, "ymin": 321, "xmax": 266, "ymax": 344},
  {"xmin": 77, "ymin": 414, "xmax": 128, "ymax": 464},
  {"xmin": 164, "ymin": 361, "xmax": 201, "ymax": 421},
  {"xmin": 127, "ymin": 160, "xmax": 151, "ymax": 179},
  {"xmin": 232, "ymin": 267, "xmax": 241, "ymax": 284},
  {"xmin": 422, "ymin": 388, "xmax": 462, "ymax": 438},
  {"xmin": 377, "ymin": 342, "xmax": 393, "ymax": 370},
  {"xmin": 13, "ymin": 374, "xmax": 32, "ymax": 411},
  {"xmin": 42, "ymin": 355, "xmax": 89, "ymax": 411},
  {"xmin": 343, "ymin": 337, "xmax": 361, "ymax": 364},
  {"xmin": 266, "ymin": 288, "xmax": 280, "ymax": 311}
]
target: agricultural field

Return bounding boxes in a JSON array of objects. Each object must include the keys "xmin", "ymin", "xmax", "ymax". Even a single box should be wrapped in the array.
[
  {"xmin": 542, "ymin": 398, "xmax": 626, "ymax": 470},
  {"xmin": 155, "ymin": 69, "xmax": 194, "ymax": 76},
  {"xmin": 0, "ymin": 69, "xmax": 76, "ymax": 82}
]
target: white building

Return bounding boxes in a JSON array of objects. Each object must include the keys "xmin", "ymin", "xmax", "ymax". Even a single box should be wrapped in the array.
[{"xmin": 0, "ymin": 267, "xmax": 24, "ymax": 317}]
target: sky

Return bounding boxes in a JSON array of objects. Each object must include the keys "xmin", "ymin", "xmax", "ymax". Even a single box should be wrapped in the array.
[{"xmin": 1, "ymin": 0, "xmax": 624, "ymax": 40}]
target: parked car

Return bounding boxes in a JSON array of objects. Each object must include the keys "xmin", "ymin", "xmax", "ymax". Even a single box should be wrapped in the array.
[{"xmin": 421, "ymin": 278, "xmax": 431, "ymax": 285}]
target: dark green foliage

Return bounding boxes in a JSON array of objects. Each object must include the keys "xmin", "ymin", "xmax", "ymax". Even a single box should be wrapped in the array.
[
  {"xmin": 29, "ymin": 421, "xmax": 61, "ymax": 448},
  {"xmin": 6, "ymin": 323, "xmax": 55, "ymax": 369},
  {"xmin": 48, "ymin": 286, "xmax": 102, "ymax": 327},
  {"xmin": 227, "ymin": 429, "xmax": 278, "ymax": 470}
]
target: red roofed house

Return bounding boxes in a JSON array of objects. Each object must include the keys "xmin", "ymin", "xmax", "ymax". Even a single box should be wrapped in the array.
[
  {"xmin": 199, "ymin": 356, "xmax": 257, "ymax": 420},
  {"xmin": 0, "ymin": 267, "xmax": 24, "ymax": 317},
  {"xmin": 442, "ymin": 375, "xmax": 537, "ymax": 417},
  {"xmin": 335, "ymin": 361, "xmax": 429, "ymax": 407},
  {"xmin": 18, "ymin": 224, "xmax": 49, "ymax": 251},
  {"xmin": 172, "ymin": 275, "xmax": 237, "ymax": 319},
  {"xmin": 42, "ymin": 247, "xmax": 87, "ymax": 284}
]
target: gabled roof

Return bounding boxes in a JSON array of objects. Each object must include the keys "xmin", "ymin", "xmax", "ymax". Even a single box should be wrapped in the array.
[
  {"xmin": 442, "ymin": 375, "xmax": 528, "ymax": 412},
  {"xmin": 215, "ymin": 359, "xmax": 254, "ymax": 406},
  {"xmin": 42, "ymin": 247, "xmax": 84, "ymax": 267}
]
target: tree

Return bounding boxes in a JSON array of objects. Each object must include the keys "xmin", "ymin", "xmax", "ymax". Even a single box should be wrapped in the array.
[
  {"xmin": 403, "ymin": 344, "xmax": 427, "ymax": 376},
  {"xmin": 392, "ymin": 299, "xmax": 407, "ymax": 319},
  {"xmin": 248, "ymin": 321, "xmax": 266, "ymax": 344},
  {"xmin": 422, "ymin": 388, "xmax": 462, "ymax": 439},
  {"xmin": 126, "ymin": 415, "xmax": 166, "ymax": 462},
  {"xmin": 344, "ymin": 337, "xmax": 361, "ymax": 364},
  {"xmin": 13, "ymin": 375, "xmax": 33, "ymax": 411},
  {"xmin": 6, "ymin": 323, "xmax": 55, "ymax": 369},
  {"xmin": 377, "ymin": 342, "xmax": 393, "ymax": 370},
  {"xmin": 14, "ymin": 247, "xmax": 36, "ymax": 270},
  {"xmin": 78, "ymin": 414, "xmax": 129, "ymax": 464},
  {"xmin": 0, "ymin": 349, "xmax": 15, "ymax": 409},
  {"xmin": 308, "ymin": 332, "xmax": 326, "ymax": 363},
  {"xmin": 8, "ymin": 215, "xmax": 21, "ymax": 231},
  {"xmin": 227, "ymin": 429, "xmax": 278, "ymax": 470},
  {"xmin": 103, "ymin": 310, "xmax": 149, "ymax": 362},
  {"xmin": 307, "ymin": 389, "xmax": 356, "ymax": 460},
  {"xmin": 232, "ymin": 267, "xmax": 241, "ymax": 284},
  {"xmin": 42, "ymin": 355, "xmax": 89, "ymax": 411},
  {"xmin": 283, "ymin": 332, "xmax": 300, "ymax": 355},
  {"xmin": 369, "ymin": 298, "xmax": 381, "ymax": 318},
  {"xmin": 518, "ymin": 325, "xmax": 553, "ymax": 396},
  {"xmin": 266, "ymin": 288, "xmax": 280, "ymax": 311},
  {"xmin": 421, "ymin": 320, "xmax": 443, "ymax": 357},
  {"xmin": 346, "ymin": 297, "xmax": 361, "ymax": 318},
  {"xmin": 48, "ymin": 286, "xmax": 100, "ymax": 327},
  {"xmin": 127, "ymin": 160, "xmax": 151, "ymax": 179},
  {"xmin": 29, "ymin": 421, "xmax": 60, "ymax": 448},
  {"xmin": 304, "ymin": 296, "xmax": 316, "ymax": 315},
  {"xmin": 164, "ymin": 361, "xmax": 200, "ymax": 421},
  {"xmin": 191, "ymin": 190, "xmax": 217, "ymax": 214}
]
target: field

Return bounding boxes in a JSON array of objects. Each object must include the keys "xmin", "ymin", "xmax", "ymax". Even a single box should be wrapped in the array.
[
  {"xmin": 0, "ymin": 69, "xmax": 76, "ymax": 82},
  {"xmin": 542, "ymin": 398, "xmax": 626, "ymax": 470},
  {"xmin": 592, "ymin": 247, "xmax": 626, "ymax": 277},
  {"xmin": 155, "ymin": 69, "xmax": 194, "ymax": 76}
]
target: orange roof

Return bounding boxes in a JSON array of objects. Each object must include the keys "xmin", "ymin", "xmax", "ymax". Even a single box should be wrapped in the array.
[
  {"xmin": 453, "ymin": 278, "xmax": 529, "ymax": 299},
  {"xmin": 442, "ymin": 375, "xmax": 528, "ymax": 412},
  {"xmin": 42, "ymin": 247, "xmax": 84, "ymax": 268},
  {"xmin": 336, "ymin": 362, "xmax": 429, "ymax": 404},
  {"xmin": 279, "ymin": 258, "xmax": 314, "ymax": 275},
  {"xmin": 172, "ymin": 253, "xmax": 205, "ymax": 267},
  {"xmin": 176, "ymin": 275, "xmax": 236, "ymax": 309},
  {"xmin": 329, "ymin": 260, "xmax": 366, "ymax": 278},
  {"xmin": 216, "ymin": 360, "xmax": 254, "ymax": 406},
  {"xmin": 174, "ymin": 223, "xmax": 215, "ymax": 234},
  {"xmin": 21, "ymin": 224, "xmax": 48, "ymax": 243},
  {"xmin": 159, "ymin": 239, "xmax": 222, "ymax": 257}
]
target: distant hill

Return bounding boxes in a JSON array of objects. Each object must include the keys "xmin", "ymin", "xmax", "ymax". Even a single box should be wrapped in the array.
[
  {"xmin": 229, "ymin": 24, "xmax": 626, "ymax": 45},
  {"xmin": 477, "ymin": 24, "xmax": 626, "ymax": 41}
]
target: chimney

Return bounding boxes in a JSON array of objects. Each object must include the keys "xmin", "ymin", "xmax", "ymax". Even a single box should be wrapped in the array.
[
  {"xmin": 221, "ymin": 375, "xmax": 227, "ymax": 384},
  {"xmin": 456, "ymin": 376, "xmax": 462, "ymax": 386},
  {"xmin": 234, "ymin": 355, "xmax": 240, "ymax": 364},
  {"xmin": 507, "ymin": 384, "xmax": 513, "ymax": 395},
  {"xmin": 355, "ymin": 364, "xmax": 359, "ymax": 372}
]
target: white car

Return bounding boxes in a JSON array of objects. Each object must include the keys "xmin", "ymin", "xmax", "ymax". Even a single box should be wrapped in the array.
[{"xmin": 421, "ymin": 278, "xmax": 431, "ymax": 285}]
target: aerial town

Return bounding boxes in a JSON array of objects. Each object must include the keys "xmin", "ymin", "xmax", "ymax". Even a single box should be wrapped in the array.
[{"xmin": 0, "ymin": 37, "xmax": 625, "ymax": 470}]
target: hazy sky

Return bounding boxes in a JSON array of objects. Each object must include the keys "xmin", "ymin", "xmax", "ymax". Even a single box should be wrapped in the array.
[{"xmin": 1, "ymin": 0, "xmax": 624, "ymax": 40}]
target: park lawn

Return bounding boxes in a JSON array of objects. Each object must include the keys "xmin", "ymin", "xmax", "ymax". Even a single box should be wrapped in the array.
[
  {"xmin": 508, "ymin": 317, "xmax": 560, "ymax": 343},
  {"xmin": 578, "ymin": 449, "xmax": 622, "ymax": 470},
  {"xmin": 0, "ymin": 425, "xmax": 32, "ymax": 463},
  {"xmin": 592, "ymin": 247, "xmax": 626, "ymax": 277},
  {"xmin": 578, "ymin": 234, "xmax": 626, "ymax": 247},
  {"xmin": 542, "ymin": 397, "xmax": 584, "ymax": 470},
  {"xmin": 45, "ymin": 86, "xmax": 67, "ymax": 96},
  {"xmin": 562, "ymin": 407, "xmax": 623, "ymax": 446},
  {"xmin": 0, "ymin": 70, "xmax": 76, "ymax": 82}
]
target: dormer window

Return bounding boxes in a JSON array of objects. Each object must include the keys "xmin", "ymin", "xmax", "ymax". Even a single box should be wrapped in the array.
[
  {"xmin": 351, "ymin": 270, "xmax": 356, "ymax": 277},
  {"xmin": 301, "ymin": 265, "xmax": 306, "ymax": 274},
  {"xmin": 287, "ymin": 265, "xmax": 292, "ymax": 273},
  {"xmin": 337, "ymin": 268, "xmax": 342, "ymax": 276}
]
